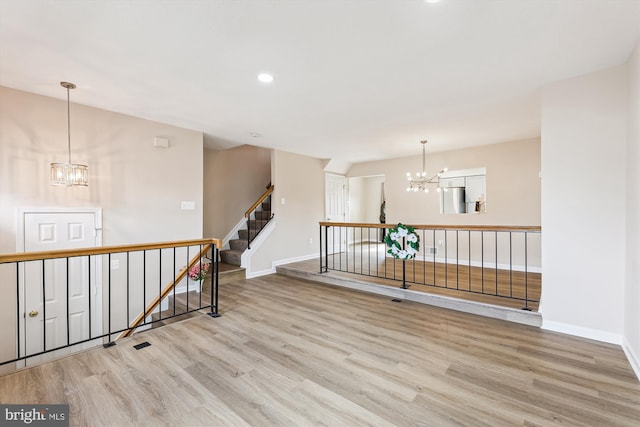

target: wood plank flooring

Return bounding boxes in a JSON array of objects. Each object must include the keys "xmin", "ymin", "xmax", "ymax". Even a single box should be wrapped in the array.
[{"xmin": 0, "ymin": 274, "xmax": 638, "ymax": 426}]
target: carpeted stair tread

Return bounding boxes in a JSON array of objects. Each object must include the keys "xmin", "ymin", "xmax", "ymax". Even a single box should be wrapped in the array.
[{"xmin": 220, "ymin": 249, "xmax": 243, "ymax": 266}]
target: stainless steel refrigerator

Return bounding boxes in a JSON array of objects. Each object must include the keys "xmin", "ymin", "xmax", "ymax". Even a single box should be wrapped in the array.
[{"xmin": 441, "ymin": 187, "xmax": 466, "ymax": 214}]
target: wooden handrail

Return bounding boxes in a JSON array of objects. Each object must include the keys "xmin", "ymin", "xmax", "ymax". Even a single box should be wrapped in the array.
[
  {"xmin": 0, "ymin": 238, "xmax": 222, "ymax": 264},
  {"xmin": 118, "ymin": 243, "xmax": 214, "ymax": 339},
  {"xmin": 319, "ymin": 222, "xmax": 541, "ymax": 232},
  {"xmin": 245, "ymin": 185, "xmax": 274, "ymax": 218}
]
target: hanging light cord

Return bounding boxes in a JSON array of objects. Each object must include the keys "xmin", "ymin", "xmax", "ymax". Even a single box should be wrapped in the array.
[{"xmin": 66, "ymin": 84, "xmax": 71, "ymax": 163}]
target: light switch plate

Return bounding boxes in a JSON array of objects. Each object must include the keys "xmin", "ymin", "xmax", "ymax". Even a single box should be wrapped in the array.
[{"xmin": 181, "ymin": 201, "xmax": 195, "ymax": 210}]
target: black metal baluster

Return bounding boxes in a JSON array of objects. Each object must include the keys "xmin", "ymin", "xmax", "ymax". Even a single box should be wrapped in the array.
[
  {"xmin": 422, "ymin": 230, "xmax": 426, "ymax": 285},
  {"xmin": 319, "ymin": 225, "xmax": 323, "ymax": 273},
  {"xmin": 42, "ymin": 259, "xmax": 46, "ymax": 353},
  {"xmin": 524, "ymin": 232, "xmax": 530, "ymax": 310},
  {"xmin": 481, "ymin": 231, "xmax": 484, "ymax": 294},
  {"xmin": 468, "ymin": 231, "xmax": 471, "ymax": 291},
  {"xmin": 126, "ymin": 252, "xmax": 130, "ymax": 331},
  {"xmin": 209, "ymin": 245, "xmax": 220, "ymax": 318},
  {"xmin": 142, "ymin": 251, "xmax": 147, "ymax": 326},
  {"xmin": 16, "ymin": 262, "xmax": 20, "ymax": 360},
  {"xmin": 509, "ymin": 232, "xmax": 513, "ymax": 298},
  {"xmin": 432, "ymin": 229, "xmax": 436, "ymax": 286},
  {"xmin": 456, "ymin": 230, "xmax": 459, "ymax": 290},
  {"xmin": 199, "ymin": 247, "xmax": 203, "ymax": 309},
  {"xmin": 444, "ymin": 231, "xmax": 448, "ymax": 288},
  {"xmin": 105, "ymin": 254, "xmax": 112, "ymax": 346},
  {"xmin": 66, "ymin": 257, "xmax": 70, "ymax": 347},
  {"xmin": 88, "ymin": 255, "xmax": 92, "ymax": 340},
  {"xmin": 495, "ymin": 231, "xmax": 498, "ymax": 296},
  {"xmin": 174, "ymin": 247, "xmax": 178, "ymax": 315},
  {"xmin": 158, "ymin": 249, "xmax": 162, "ymax": 321}
]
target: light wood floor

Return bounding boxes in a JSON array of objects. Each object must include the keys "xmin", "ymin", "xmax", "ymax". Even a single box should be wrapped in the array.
[{"xmin": 1, "ymin": 274, "xmax": 638, "ymax": 426}]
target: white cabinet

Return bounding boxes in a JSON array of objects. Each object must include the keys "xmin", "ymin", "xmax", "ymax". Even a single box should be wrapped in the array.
[
  {"xmin": 465, "ymin": 175, "xmax": 486, "ymax": 212},
  {"xmin": 439, "ymin": 177, "xmax": 465, "ymax": 188}
]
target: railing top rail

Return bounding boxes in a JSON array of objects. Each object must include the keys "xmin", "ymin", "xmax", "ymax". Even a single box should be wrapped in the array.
[
  {"xmin": 246, "ymin": 185, "xmax": 275, "ymax": 218},
  {"xmin": 319, "ymin": 222, "xmax": 541, "ymax": 232},
  {"xmin": 0, "ymin": 237, "xmax": 223, "ymax": 264}
]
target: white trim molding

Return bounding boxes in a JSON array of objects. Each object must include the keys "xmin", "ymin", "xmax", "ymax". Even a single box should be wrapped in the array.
[
  {"xmin": 541, "ymin": 320, "xmax": 623, "ymax": 345},
  {"xmin": 622, "ymin": 337, "xmax": 640, "ymax": 381}
]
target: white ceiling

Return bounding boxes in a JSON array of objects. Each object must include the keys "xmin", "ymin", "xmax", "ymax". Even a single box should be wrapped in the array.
[{"xmin": 1, "ymin": 0, "xmax": 639, "ymax": 164}]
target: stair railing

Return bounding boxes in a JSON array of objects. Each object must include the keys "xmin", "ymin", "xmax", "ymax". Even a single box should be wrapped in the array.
[
  {"xmin": 118, "ymin": 242, "xmax": 219, "ymax": 339},
  {"xmin": 319, "ymin": 222, "xmax": 541, "ymax": 310},
  {"xmin": 0, "ymin": 238, "xmax": 222, "ymax": 368},
  {"xmin": 245, "ymin": 185, "xmax": 275, "ymax": 249}
]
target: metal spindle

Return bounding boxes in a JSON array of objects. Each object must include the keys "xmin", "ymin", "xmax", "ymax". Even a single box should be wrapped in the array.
[
  {"xmin": 16, "ymin": 263, "xmax": 20, "ymax": 359},
  {"xmin": 456, "ymin": 230, "xmax": 459, "ymax": 290},
  {"xmin": 106, "ymin": 254, "xmax": 111, "ymax": 345},
  {"xmin": 142, "ymin": 251, "xmax": 147, "ymax": 326},
  {"xmin": 42, "ymin": 259, "xmax": 46, "ymax": 353},
  {"xmin": 126, "ymin": 252, "xmax": 130, "ymax": 329},
  {"xmin": 495, "ymin": 232, "xmax": 498, "ymax": 296},
  {"xmin": 481, "ymin": 231, "xmax": 484, "ymax": 294},
  {"xmin": 66, "ymin": 257, "xmax": 70, "ymax": 346},
  {"xmin": 88, "ymin": 255, "xmax": 92, "ymax": 340},
  {"xmin": 509, "ymin": 232, "xmax": 513, "ymax": 298}
]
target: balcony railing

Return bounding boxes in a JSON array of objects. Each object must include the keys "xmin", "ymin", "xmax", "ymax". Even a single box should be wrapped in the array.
[
  {"xmin": 0, "ymin": 238, "xmax": 221, "ymax": 369},
  {"xmin": 319, "ymin": 222, "xmax": 541, "ymax": 310}
]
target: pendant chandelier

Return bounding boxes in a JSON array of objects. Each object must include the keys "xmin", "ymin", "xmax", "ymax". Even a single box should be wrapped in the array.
[
  {"xmin": 406, "ymin": 140, "xmax": 447, "ymax": 193},
  {"xmin": 50, "ymin": 81, "xmax": 88, "ymax": 187}
]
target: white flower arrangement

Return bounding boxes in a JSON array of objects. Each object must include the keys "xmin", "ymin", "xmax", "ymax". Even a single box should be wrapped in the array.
[{"xmin": 384, "ymin": 223, "xmax": 420, "ymax": 261}]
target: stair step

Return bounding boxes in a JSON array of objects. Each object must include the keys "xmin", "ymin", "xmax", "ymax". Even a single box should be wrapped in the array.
[
  {"xmin": 262, "ymin": 201, "xmax": 271, "ymax": 211},
  {"xmin": 220, "ymin": 249, "xmax": 243, "ymax": 266},
  {"xmin": 238, "ymin": 229, "xmax": 259, "ymax": 240},
  {"xmin": 254, "ymin": 210, "xmax": 272, "ymax": 220},
  {"xmin": 247, "ymin": 219, "xmax": 268, "ymax": 229},
  {"xmin": 229, "ymin": 238, "xmax": 248, "ymax": 251}
]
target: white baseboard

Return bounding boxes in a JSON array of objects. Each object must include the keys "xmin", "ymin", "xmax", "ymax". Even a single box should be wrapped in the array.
[
  {"xmin": 273, "ymin": 253, "xmax": 319, "ymax": 267},
  {"xmin": 246, "ymin": 252, "xmax": 319, "ymax": 279},
  {"xmin": 541, "ymin": 320, "xmax": 623, "ymax": 345},
  {"xmin": 246, "ymin": 267, "xmax": 276, "ymax": 279},
  {"xmin": 622, "ymin": 337, "xmax": 640, "ymax": 381}
]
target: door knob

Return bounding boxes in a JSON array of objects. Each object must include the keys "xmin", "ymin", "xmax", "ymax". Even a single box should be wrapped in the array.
[{"xmin": 28, "ymin": 310, "xmax": 38, "ymax": 318}]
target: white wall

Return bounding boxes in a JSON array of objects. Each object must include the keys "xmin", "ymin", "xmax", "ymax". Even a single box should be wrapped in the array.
[
  {"xmin": 347, "ymin": 139, "xmax": 541, "ymax": 227},
  {"xmin": 625, "ymin": 40, "xmax": 640, "ymax": 377},
  {"xmin": 203, "ymin": 144, "xmax": 271, "ymax": 239},
  {"xmin": 540, "ymin": 66, "xmax": 627, "ymax": 342},
  {"xmin": 348, "ymin": 175, "xmax": 384, "ymax": 223},
  {"xmin": 0, "ymin": 85, "xmax": 203, "ymax": 369},
  {"xmin": 0, "ymin": 86, "xmax": 204, "ymax": 250},
  {"xmin": 248, "ymin": 150, "xmax": 324, "ymax": 274}
]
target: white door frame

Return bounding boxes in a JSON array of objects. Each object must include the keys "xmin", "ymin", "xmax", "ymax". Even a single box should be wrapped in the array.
[{"xmin": 16, "ymin": 207, "xmax": 103, "ymax": 367}]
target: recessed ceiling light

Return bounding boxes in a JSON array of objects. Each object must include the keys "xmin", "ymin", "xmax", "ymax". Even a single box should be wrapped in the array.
[
  {"xmin": 257, "ymin": 73, "xmax": 274, "ymax": 83},
  {"xmin": 425, "ymin": 0, "xmax": 441, "ymax": 3},
  {"xmin": 250, "ymin": 132, "xmax": 261, "ymax": 138}
]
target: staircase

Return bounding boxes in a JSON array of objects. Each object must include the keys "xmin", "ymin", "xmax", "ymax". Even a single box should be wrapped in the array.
[{"xmin": 220, "ymin": 199, "xmax": 272, "ymax": 266}]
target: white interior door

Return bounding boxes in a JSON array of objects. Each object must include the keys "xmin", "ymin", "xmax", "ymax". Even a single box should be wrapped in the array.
[
  {"xmin": 325, "ymin": 174, "xmax": 347, "ymax": 254},
  {"xmin": 20, "ymin": 210, "xmax": 101, "ymax": 365}
]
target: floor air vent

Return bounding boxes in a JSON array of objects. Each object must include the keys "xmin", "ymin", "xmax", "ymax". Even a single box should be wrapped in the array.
[{"xmin": 133, "ymin": 341, "xmax": 151, "ymax": 350}]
